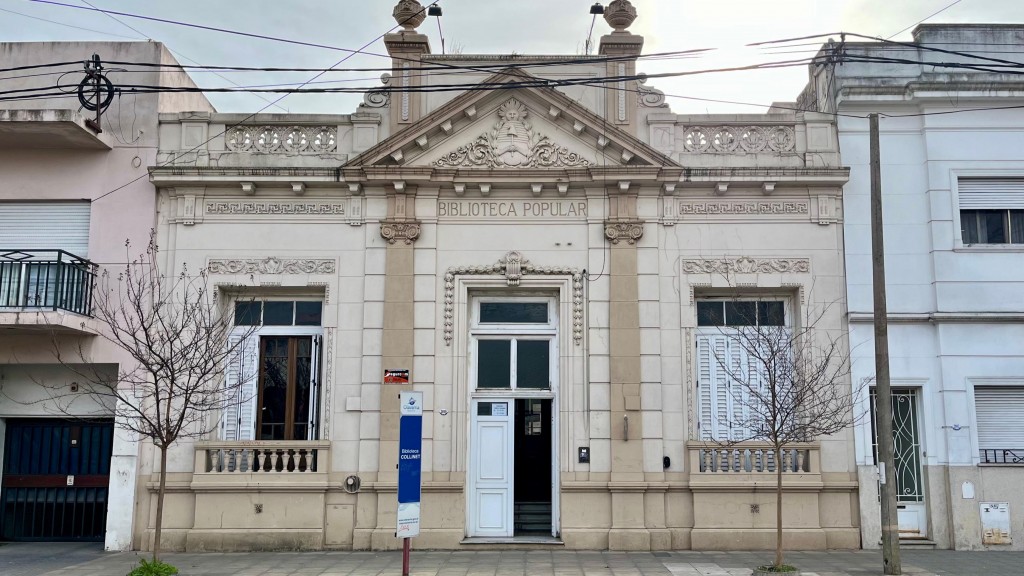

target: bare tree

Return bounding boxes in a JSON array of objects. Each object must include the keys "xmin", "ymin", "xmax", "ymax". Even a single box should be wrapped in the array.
[
  {"xmin": 36, "ymin": 236, "xmax": 253, "ymax": 562},
  {"xmin": 702, "ymin": 298, "xmax": 860, "ymax": 572}
]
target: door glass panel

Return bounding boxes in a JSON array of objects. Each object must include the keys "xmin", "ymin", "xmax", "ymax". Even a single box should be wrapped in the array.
[
  {"xmin": 234, "ymin": 301, "xmax": 261, "ymax": 325},
  {"xmin": 295, "ymin": 301, "xmax": 323, "ymax": 326},
  {"xmin": 697, "ymin": 301, "xmax": 725, "ymax": 326},
  {"xmin": 477, "ymin": 339, "xmax": 512, "ymax": 388},
  {"xmin": 725, "ymin": 301, "xmax": 756, "ymax": 326},
  {"xmin": 263, "ymin": 301, "xmax": 294, "ymax": 325},
  {"xmin": 516, "ymin": 340, "xmax": 550, "ymax": 389},
  {"xmin": 480, "ymin": 302, "xmax": 548, "ymax": 324},
  {"xmin": 292, "ymin": 337, "xmax": 312, "ymax": 439},
  {"xmin": 259, "ymin": 337, "xmax": 289, "ymax": 440},
  {"xmin": 757, "ymin": 301, "xmax": 786, "ymax": 326}
]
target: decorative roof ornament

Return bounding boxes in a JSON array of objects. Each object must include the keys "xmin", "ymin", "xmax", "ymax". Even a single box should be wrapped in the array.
[
  {"xmin": 603, "ymin": 0, "xmax": 637, "ymax": 32},
  {"xmin": 434, "ymin": 98, "xmax": 590, "ymax": 168},
  {"xmin": 392, "ymin": 0, "xmax": 427, "ymax": 31}
]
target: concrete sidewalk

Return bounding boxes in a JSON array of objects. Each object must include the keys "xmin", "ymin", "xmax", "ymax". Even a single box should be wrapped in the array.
[{"xmin": 1, "ymin": 545, "xmax": 1021, "ymax": 576}]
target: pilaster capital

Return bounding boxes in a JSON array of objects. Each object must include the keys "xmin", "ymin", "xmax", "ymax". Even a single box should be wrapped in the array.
[
  {"xmin": 380, "ymin": 219, "xmax": 422, "ymax": 245},
  {"xmin": 604, "ymin": 220, "xmax": 644, "ymax": 245}
]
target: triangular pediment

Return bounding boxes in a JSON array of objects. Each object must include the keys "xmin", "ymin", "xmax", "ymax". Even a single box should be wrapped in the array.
[{"xmin": 344, "ymin": 69, "xmax": 678, "ymax": 171}]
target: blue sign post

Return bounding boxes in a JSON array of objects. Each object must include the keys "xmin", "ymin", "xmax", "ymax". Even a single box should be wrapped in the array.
[{"xmin": 397, "ymin": 391, "xmax": 422, "ymax": 576}]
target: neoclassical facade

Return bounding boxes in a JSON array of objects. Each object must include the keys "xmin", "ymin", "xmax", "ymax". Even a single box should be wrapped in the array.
[{"xmin": 144, "ymin": 1, "xmax": 857, "ymax": 551}]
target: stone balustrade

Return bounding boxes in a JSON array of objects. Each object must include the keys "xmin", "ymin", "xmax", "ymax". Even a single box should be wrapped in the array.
[
  {"xmin": 195, "ymin": 440, "xmax": 331, "ymax": 474},
  {"xmin": 688, "ymin": 442, "xmax": 819, "ymax": 474},
  {"xmin": 679, "ymin": 124, "xmax": 797, "ymax": 154}
]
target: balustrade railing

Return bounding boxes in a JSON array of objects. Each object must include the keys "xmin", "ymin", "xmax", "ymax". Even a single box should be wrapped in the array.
[
  {"xmin": 981, "ymin": 449, "xmax": 1024, "ymax": 465},
  {"xmin": 197, "ymin": 441, "xmax": 330, "ymax": 474},
  {"xmin": 691, "ymin": 443, "xmax": 816, "ymax": 473},
  {"xmin": 679, "ymin": 124, "xmax": 797, "ymax": 154},
  {"xmin": 0, "ymin": 250, "xmax": 96, "ymax": 316}
]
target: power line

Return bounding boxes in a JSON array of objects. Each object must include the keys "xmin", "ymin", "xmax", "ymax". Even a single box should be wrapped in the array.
[
  {"xmin": 89, "ymin": 0, "xmax": 442, "ymax": 203},
  {"xmin": 0, "ymin": 6, "xmax": 137, "ymax": 39},
  {"xmin": 75, "ymin": 0, "xmax": 291, "ymax": 112},
  {"xmin": 886, "ymin": 0, "xmax": 966, "ymax": 40}
]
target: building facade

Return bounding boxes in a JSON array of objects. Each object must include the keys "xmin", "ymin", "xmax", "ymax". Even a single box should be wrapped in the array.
[
  {"xmin": 801, "ymin": 24, "xmax": 1024, "ymax": 550},
  {"xmin": 0, "ymin": 42, "xmax": 213, "ymax": 549},
  {"xmin": 143, "ymin": 2, "xmax": 859, "ymax": 551}
]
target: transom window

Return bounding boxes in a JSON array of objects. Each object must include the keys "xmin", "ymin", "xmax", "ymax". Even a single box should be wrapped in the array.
[
  {"xmin": 235, "ymin": 300, "xmax": 323, "ymax": 326},
  {"xmin": 697, "ymin": 300, "xmax": 785, "ymax": 327},
  {"xmin": 471, "ymin": 296, "xmax": 557, "ymax": 391}
]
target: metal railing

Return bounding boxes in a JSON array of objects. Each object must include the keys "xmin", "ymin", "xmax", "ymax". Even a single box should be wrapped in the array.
[
  {"xmin": 0, "ymin": 250, "xmax": 96, "ymax": 316},
  {"xmin": 981, "ymin": 449, "xmax": 1024, "ymax": 465}
]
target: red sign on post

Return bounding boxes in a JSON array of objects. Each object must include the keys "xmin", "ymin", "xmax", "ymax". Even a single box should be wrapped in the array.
[{"xmin": 385, "ymin": 369, "xmax": 410, "ymax": 385}]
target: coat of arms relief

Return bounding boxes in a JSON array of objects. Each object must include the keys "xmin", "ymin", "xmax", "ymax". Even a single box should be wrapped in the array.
[{"xmin": 434, "ymin": 99, "xmax": 591, "ymax": 168}]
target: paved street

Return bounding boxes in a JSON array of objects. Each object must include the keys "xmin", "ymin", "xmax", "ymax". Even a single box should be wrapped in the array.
[{"xmin": 1, "ymin": 544, "xmax": 1022, "ymax": 576}]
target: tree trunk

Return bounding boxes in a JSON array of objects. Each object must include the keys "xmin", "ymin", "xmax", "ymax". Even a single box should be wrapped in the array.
[
  {"xmin": 153, "ymin": 445, "xmax": 168, "ymax": 563},
  {"xmin": 775, "ymin": 445, "xmax": 784, "ymax": 568}
]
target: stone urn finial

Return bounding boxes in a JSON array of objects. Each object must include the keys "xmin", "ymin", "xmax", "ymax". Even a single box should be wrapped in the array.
[
  {"xmin": 604, "ymin": 0, "xmax": 637, "ymax": 32},
  {"xmin": 393, "ymin": 0, "xmax": 427, "ymax": 31}
]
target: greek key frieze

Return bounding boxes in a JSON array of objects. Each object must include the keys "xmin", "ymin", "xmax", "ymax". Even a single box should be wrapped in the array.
[
  {"xmin": 205, "ymin": 202, "xmax": 347, "ymax": 216},
  {"xmin": 677, "ymin": 201, "xmax": 808, "ymax": 215}
]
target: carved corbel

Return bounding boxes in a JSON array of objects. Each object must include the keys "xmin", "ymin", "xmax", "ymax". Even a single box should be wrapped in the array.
[
  {"xmin": 604, "ymin": 220, "xmax": 645, "ymax": 244},
  {"xmin": 531, "ymin": 183, "xmax": 544, "ymax": 197},
  {"xmin": 240, "ymin": 182, "xmax": 256, "ymax": 195},
  {"xmin": 557, "ymin": 183, "xmax": 569, "ymax": 196},
  {"xmin": 479, "ymin": 183, "xmax": 492, "ymax": 197},
  {"xmin": 715, "ymin": 182, "xmax": 729, "ymax": 195},
  {"xmin": 348, "ymin": 183, "xmax": 363, "ymax": 195},
  {"xmin": 291, "ymin": 182, "xmax": 306, "ymax": 195},
  {"xmin": 453, "ymin": 183, "xmax": 466, "ymax": 196},
  {"xmin": 380, "ymin": 220, "xmax": 422, "ymax": 245}
]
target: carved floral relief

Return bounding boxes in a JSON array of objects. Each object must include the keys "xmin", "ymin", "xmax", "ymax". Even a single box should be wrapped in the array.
[
  {"xmin": 434, "ymin": 99, "xmax": 590, "ymax": 169},
  {"xmin": 208, "ymin": 257, "xmax": 336, "ymax": 275}
]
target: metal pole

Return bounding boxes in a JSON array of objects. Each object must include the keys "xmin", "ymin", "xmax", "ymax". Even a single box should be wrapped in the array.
[
  {"xmin": 402, "ymin": 537, "xmax": 411, "ymax": 576},
  {"xmin": 870, "ymin": 113, "xmax": 902, "ymax": 575}
]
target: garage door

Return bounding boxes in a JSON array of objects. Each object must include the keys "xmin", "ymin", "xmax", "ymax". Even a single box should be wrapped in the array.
[{"xmin": 1, "ymin": 419, "xmax": 113, "ymax": 541}]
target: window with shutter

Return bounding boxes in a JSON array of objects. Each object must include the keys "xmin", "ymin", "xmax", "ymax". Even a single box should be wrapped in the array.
[
  {"xmin": 695, "ymin": 299, "xmax": 787, "ymax": 442},
  {"xmin": 958, "ymin": 178, "xmax": 1024, "ymax": 245},
  {"xmin": 975, "ymin": 386, "xmax": 1024, "ymax": 464},
  {"xmin": 222, "ymin": 332, "xmax": 259, "ymax": 441}
]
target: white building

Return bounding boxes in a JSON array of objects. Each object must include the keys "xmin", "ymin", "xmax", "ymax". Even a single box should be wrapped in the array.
[
  {"xmin": 143, "ymin": 1, "xmax": 859, "ymax": 551},
  {"xmin": 800, "ymin": 24, "xmax": 1024, "ymax": 550}
]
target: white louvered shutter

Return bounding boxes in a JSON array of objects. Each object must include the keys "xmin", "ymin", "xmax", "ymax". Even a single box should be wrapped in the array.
[
  {"xmin": 222, "ymin": 333, "xmax": 259, "ymax": 441},
  {"xmin": 698, "ymin": 334, "xmax": 738, "ymax": 441},
  {"xmin": 0, "ymin": 202, "xmax": 91, "ymax": 256},
  {"xmin": 307, "ymin": 335, "xmax": 322, "ymax": 440},
  {"xmin": 975, "ymin": 387, "xmax": 1024, "ymax": 451},
  {"xmin": 958, "ymin": 178, "xmax": 1024, "ymax": 210}
]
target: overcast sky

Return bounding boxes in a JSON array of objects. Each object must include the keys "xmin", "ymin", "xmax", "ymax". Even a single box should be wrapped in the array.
[{"xmin": 4, "ymin": 0, "xmax": 1024, "ymax": 115}]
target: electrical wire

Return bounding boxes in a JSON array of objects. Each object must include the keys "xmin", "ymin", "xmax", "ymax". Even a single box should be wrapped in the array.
[
  {"xmin": 0, "ymin": 6, "xmax": 138, "ymax": 39},
  {"xmin": 886, "ymin": 0, "xmax": 966, "ymax": 40},
  {"xmin": 88, "ymin": 0, "xmax": 442, "ymax": 204},
  {"xmin": 75, "ymin": 0, "xmax": 291, "ymax": 113}
]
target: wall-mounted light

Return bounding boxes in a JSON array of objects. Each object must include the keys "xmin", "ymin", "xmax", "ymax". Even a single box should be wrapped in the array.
[{"xmin": 427, "ymin": 4, "xmax": 442, "ymax": 16}]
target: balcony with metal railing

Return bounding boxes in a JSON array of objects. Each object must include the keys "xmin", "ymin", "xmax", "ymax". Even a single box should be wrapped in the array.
[{"xmin": 0, "ymin": 249, "xmax": 97, "ymax": 333}]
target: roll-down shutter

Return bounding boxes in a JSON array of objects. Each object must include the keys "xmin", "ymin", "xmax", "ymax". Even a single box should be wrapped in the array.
[
  {"xmin": 958, "ymin": 178, "xmax": 1024, "ymax": 210},
  {"xmin": 0, "ymin": 202, "xmax": 91, "ymax": 257},
  {"xmin": 975, "ymin": 386, "xmax": 1024, "ymax": 450}
]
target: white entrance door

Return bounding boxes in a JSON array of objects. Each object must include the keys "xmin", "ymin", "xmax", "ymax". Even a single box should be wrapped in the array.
[
  {"xmin": 873, "ymin": 388, "xmax": 928, "ymax": 538},
  {"xmin": 468, "ymin": 399, "xmax": 514, "ymax": 537}
]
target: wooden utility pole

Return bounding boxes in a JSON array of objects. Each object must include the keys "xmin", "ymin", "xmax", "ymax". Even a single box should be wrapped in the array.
[{"xmin": 870, "ymin": 113, "xmax": 902, "ymax": 575}]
